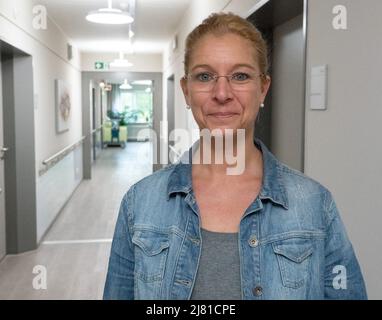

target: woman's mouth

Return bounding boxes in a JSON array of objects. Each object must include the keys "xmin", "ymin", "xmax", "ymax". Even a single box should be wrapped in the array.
[{"xmin": 208, "ymin": 112, "xmax": 239, "ymax": 118}]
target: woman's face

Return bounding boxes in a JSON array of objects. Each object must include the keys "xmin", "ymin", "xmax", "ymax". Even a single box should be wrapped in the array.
[{"xmin": 181, "ymin": 33, "xmax": 270, "ymax": 137}]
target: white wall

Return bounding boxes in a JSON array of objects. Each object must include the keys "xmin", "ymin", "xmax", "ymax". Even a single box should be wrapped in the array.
[
  {"xmin": 36, "ymin": 146, "xmax": 83, "ymax": 241},
  {"xmin": 0, "ymin": 0, "xmax": 83, "ymax": 243},
  {"xmin": 305, "ymin": 0, "xmax": 382, "ymax": 299},
  {"xmin": 81, "ymin": 52, "xmax": 162, "ymax": 73}
]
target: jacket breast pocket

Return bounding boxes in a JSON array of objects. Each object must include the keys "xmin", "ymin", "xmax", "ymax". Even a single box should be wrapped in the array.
[
  {"xmin": 132, "ymin": 230, "xmax": 170, "ymax": 283},
  {"xmin": 272, "ymin": 238, "xmax": 313, "ymax": 289}
]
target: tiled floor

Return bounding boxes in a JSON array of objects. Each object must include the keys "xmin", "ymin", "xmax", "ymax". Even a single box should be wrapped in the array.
[{"xmin": 0, "ymin": 142, "xmax": 152, "ymax": 299}]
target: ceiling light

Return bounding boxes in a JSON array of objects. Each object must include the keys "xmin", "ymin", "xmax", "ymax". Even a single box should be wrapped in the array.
[
  {"xmin": 132, "ymin": 80, "xmax": 152, "ymax": 85},
  {"xmin": 86, "ymin": 0, "xmax": 134, "ymax": 25},
  {"xmin": 120, "ymin": 79, "xmax": 132, "ymax": 90},
  {"xmin": 110, "ymin": 52, "xmax": 133, "ymax": 68}
]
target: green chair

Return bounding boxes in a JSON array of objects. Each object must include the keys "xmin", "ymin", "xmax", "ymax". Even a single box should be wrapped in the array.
[{"xmin": 102, "ymin": 122, "xmax": 112, "ymax": 145}]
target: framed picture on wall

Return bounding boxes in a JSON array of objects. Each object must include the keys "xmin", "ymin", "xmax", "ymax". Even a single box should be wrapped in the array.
[{"xmin": 55, "ymin": 79, "xmax": 71, "ymax": 133}]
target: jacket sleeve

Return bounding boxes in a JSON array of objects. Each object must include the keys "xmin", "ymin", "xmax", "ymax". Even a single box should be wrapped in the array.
[
  {"xmin": 103, "ymin": 186, "xmax": 135, "ymax": 300},
  {"xmin": 324, "ymin": 191, "xmax": 367, "ymax": 299}
]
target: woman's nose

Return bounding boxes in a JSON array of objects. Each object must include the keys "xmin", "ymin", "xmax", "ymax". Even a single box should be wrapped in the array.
[{"xmin": 212, "ymin": 76, "xmax": 234, "ymax": 103}]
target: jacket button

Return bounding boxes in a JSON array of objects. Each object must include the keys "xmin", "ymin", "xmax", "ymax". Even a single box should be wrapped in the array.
[
  {"xmin": 253, "ymin": 286, "xmax": 263, "ymax": 296},
  {"xmin": 248, "ymin": 236, "xmax": 259, "ymax": 247}
]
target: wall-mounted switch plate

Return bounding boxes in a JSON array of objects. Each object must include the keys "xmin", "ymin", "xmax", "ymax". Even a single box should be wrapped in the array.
[{"xmin": 310, "ymin": 65, "xmax": 327, "ymax": 110}]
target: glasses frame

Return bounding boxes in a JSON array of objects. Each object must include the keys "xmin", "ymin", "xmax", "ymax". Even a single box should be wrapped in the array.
[{"xmin": 183, "ymin": 72, "xmax": 266, "ymax": 92}]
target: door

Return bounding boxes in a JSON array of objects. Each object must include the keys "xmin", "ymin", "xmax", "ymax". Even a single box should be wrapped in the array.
[
  {"xmin": 249, "ymin": 0, "xmax": 306, "ymax": 172},
  {"xmin": 0, "ymin": 57, "xmax": 7, "ymax": 261},
  {"xmin": 270, "ymin": 14, "xmax": 305, "ymax": 172}
]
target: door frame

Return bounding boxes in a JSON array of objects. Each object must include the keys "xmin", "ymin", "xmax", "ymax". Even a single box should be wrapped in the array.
[
  {"xmin": 166, "ymin": 74, "xmax": 175, "ymax": 161},
  {"xmin": 81, "ymin": 71, "xmax": 163, "ymax": 178},
  {"xmin": 247, "ymin": 0, "xmax": 308, "ymax": 172}
]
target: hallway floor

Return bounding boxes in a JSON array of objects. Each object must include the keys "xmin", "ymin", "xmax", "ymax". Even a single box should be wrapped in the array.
[{"xmin": 0, "ymin": 142, "xmax": 152, "ymax": 299}]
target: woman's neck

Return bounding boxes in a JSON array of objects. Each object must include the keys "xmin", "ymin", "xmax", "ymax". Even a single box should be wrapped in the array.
[{"xmin": 192, "ymin": 132, "xmax": 263, "ymax": 178}]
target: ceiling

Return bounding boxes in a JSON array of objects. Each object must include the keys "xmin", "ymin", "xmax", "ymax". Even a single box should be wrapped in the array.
[{"xmin": 36, "ymin": 0, "xmax": 191, "ymax": 53}]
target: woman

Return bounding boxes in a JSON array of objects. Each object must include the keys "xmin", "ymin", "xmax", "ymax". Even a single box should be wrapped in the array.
[{"xmin": 103, "ymin": 12, "xmax": 367, "ymax": 300}]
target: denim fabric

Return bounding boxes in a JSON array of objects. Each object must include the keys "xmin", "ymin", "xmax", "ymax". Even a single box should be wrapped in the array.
[{"xmin": 103, "ymin": 138, "xmax": 367, "ymax": 300}]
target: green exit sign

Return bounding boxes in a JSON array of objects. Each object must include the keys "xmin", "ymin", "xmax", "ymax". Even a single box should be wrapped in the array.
[{"xmin": 95, "ymin": 61, "xmax": 105, "ymax": 70}]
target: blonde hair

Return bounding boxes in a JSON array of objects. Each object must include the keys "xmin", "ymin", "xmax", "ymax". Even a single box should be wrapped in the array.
[{"xmin": 184, "ymin": 12, "xmax": 269, "ymax": 78}]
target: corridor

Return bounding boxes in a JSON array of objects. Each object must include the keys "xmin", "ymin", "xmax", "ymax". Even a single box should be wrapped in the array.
[
  {"xmin": 0, "ymin": 142, "xmax": 152, "ymax": 299},
  {"xmin": 0, "ymin": 0, "xmax": 382, "ymax": 300}
]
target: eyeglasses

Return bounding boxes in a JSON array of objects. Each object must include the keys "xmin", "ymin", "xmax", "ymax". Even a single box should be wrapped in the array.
[{"xmin": 184, "ymin": 71, "xmax": 264, "ymax": 92}]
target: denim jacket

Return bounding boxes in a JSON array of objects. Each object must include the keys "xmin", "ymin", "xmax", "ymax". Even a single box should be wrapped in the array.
[{"xmin": 103, "ymin": 138, "xmax": 367, "ymax": 300}]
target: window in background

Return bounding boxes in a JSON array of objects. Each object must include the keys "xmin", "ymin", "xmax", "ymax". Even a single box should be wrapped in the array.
[{"xmin": 119, "ymin": 80, "xmax": 153, "ymax": 125}]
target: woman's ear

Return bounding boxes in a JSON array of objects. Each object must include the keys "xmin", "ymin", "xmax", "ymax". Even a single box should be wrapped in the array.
[
  {"xmin": 180, "ymin": 77, "xmax": 190, "ymax": 105},
  {"xmin": 261, "ymin": 75, "xmax": 271, "ymax": 98}
]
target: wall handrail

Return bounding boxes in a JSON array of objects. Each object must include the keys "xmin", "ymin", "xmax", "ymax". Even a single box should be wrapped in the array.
[
  {"xmin": 39, "ymin": 136, "xmax": 86, "ymax": 176},
  {"xmin": 91, "ymin": 126, "xmax": 102, "ymax": 134},
  {"xmin": 43, "ymin": 136, "xmax": 86, "ymax": 165}
]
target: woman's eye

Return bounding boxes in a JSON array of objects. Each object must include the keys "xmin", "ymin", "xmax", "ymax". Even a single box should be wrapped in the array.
[
  {"xmin": 232, "ymin": 73, "xmax": 250, "ymax": 81},
  {"xmin": 196, "ymin": 73, "xmax": 213, "ymax": 82}
]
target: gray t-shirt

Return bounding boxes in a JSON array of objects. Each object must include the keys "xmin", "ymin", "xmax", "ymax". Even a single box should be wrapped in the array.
[{"xmin": 190, "ymin": 228, "xmax": 241, "ymax": 300}]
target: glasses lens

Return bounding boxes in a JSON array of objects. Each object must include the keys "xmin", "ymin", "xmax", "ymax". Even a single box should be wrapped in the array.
[
  {"xmin": 188, "ymin": 73, "xmax": 259, "ymax": 92},
  {"xmin": 189, "ymin": 74, "xmax": 214, "ymax": 92}
]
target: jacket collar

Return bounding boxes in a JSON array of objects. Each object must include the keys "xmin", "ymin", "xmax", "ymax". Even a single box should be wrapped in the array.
[{"xmin": 167, "ymin": 138, "xmax": 289, "ymax": 210}]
